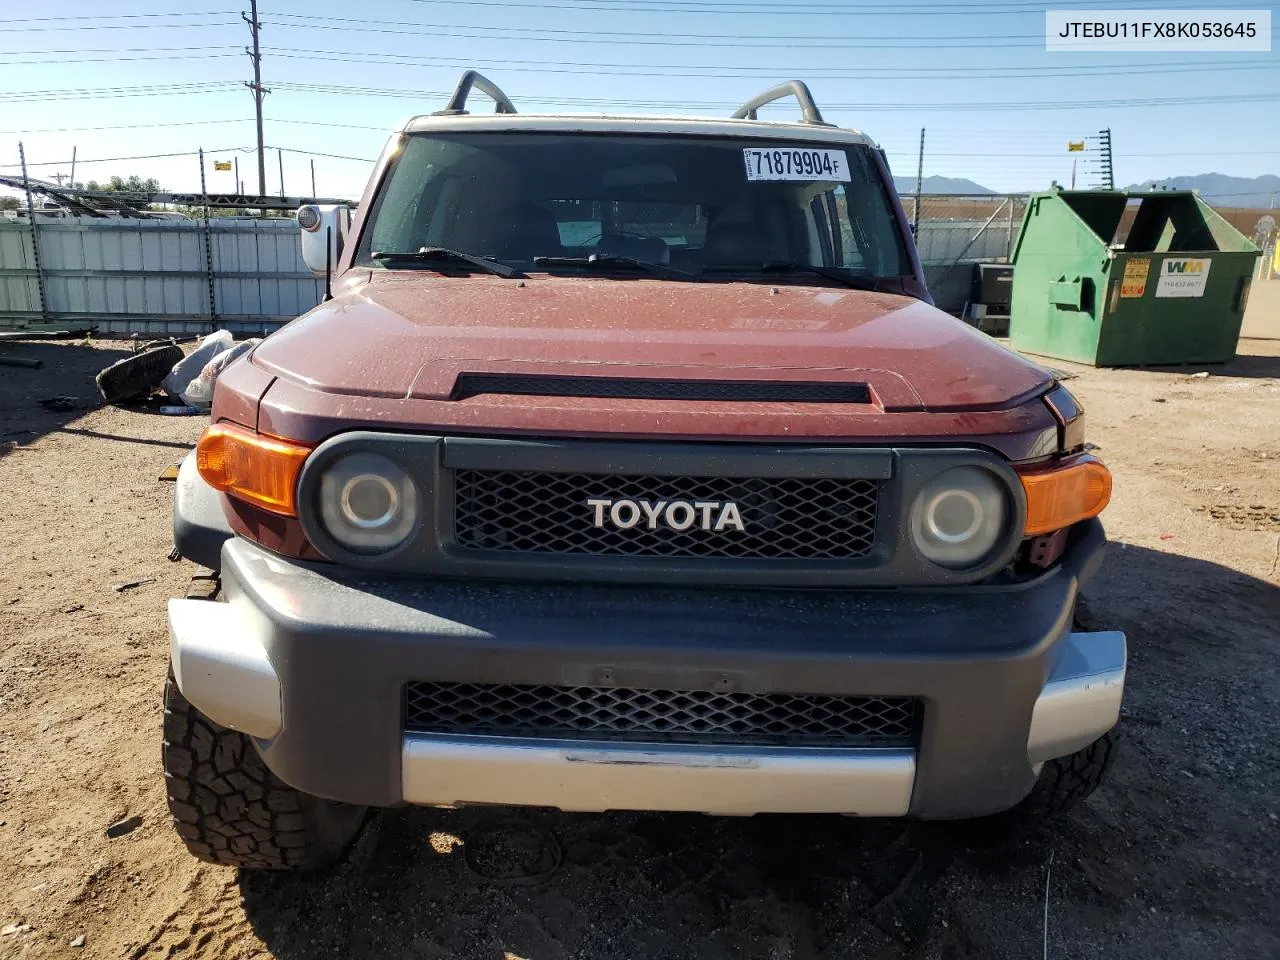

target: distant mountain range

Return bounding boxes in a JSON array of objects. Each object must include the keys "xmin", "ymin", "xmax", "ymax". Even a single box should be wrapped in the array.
[
  {"xmin": 892, "ymin": 172, "xmax": 1279, "ymax": 207},
  {"xmin": 1121, "ymin": 174, "xmax": 1280, "ymax": 208},
  {"xmin": 893, "ymin": 175, "xmax": 993, "ymax": 196}
]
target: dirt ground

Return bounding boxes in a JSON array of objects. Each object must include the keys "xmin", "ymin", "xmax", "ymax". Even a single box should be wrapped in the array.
[{"xmin": 1, "ymin": 295, "xmax": 1278, "ymax": 959}]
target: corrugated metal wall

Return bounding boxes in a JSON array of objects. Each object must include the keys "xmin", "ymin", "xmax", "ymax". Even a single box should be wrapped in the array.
[{"xmin": 0, "ymin": 217, "xmax": 322, "ymax": 335}]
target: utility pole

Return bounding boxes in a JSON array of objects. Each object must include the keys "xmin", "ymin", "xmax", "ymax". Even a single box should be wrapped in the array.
[
  {"xmin": 1098, "ymin": 127, "xmax": 1114, "ymax": 191},
  {"xmin": 912, "ymin": 127, "xmax": 925, "ymax": 239},
  {"xmin": 50, "ymin": 172, "xmax": 68, "ymax": 186},
  {"xmin": 310, "ymin": 158, "xmax": 316, "ymax": 198},
  {"xmin": 69, "ymin": 146, "xmax": 76, "ymax": 189},
  {"xmin": 242, "ymin": 0, "xmax": 268, "ymax": 197},
  {"xmin": 278, "ymin": 149, "xmax": 285, "ymax": 199}
]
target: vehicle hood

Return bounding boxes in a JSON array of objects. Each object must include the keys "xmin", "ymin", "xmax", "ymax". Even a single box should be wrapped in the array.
[{"xmin": 252, "ymin": 274, "xmax": 1051, "ymax": 412}]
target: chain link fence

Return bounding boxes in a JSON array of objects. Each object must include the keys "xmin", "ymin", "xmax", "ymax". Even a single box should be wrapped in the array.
[{"xmin": 905, "ymin": 194, "xmax": 1028, "ymax": 317}]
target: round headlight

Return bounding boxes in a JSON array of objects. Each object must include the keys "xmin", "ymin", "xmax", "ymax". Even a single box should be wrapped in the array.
[
  {"xmin": 908, "ymin": 466, "xmax": 1008, "ymax": 570},
  {"xmin": 317, "ymin": 452, "xmax": 419, "ymax": 554},
  {"xmin": 296, "ymin": 205, "xmax": 321, "ymax": 232}
]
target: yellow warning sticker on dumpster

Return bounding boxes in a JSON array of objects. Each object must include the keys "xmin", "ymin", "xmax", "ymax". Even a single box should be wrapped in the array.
[
  {"xmin": 1156, "ymin": 258, "xmax": 1211, "ymax": 298},
  {"xmin": 1121, "ymin": 258, "xmax": 1149, "ymax": 297}
]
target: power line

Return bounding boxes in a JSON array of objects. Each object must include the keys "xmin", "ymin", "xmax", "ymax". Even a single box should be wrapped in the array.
[
  {"xmin": 3, "ymin": 53, "xmax": 241, "ymax": 65},
  {"xmin": 0, "ymin": 0, "xmax": 1244, "ymax": 17},
  {"xmin": 0, "ymin": 82, "xmax": 240, "ymax": 103},
  {"xmin": 3, "ymin": 78, "xmax": 1275, "ymax": 112},
  {"xmin": 0, "ymin": 119, "xmax": 253, "ymax": 134},
  {"xmin": 390, "ymin": 0, "xmax": 1260, "ymax": 14},
  {"xmin": 2, "ymin": 44, "xmax": 240, "ymax": 53},
  {"xmin": 257, "ymin": 47, "xmax": 1279, "ymax": 81},
  {"xmin": 261, "ymin": 17, "xmax": 1048, "ymax": 46},
  {"xmin": 268, "ymin": 145, "xmax": 378, "ymax": 163},
  {"xmin": 10, "ymin": 41, "xmax": 1275, "ymax": 78},
  {"xmin": 259, "ymin": 14, "xmax": 1277, "ymax": 48},
  {"xmin": 268, "ymin": 81, "xmax": 1280, "ymax": 112},
  {"xmin": 0, "ymin": 12, "xmax": 238, "ymax": 23},
  {"xmin": 0, "ymin": 20, "xmax": 239, "ymax": 33}
]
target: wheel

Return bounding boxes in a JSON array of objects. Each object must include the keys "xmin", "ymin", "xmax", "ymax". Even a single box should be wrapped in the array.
[
  {"xmin": 162, "ymin": 672, "xmax": 367, "ymax": 870},
  {"xmin": 96, "ymin": 343, "xmax": 183, "ymax": 404},
  {"xmin": 956, "ymin": 733, "xmax": 1117, "ymax": 847},
  {"xmin": 1018, "ymin": 731, "xmax": 1117, "ymax": 820}
]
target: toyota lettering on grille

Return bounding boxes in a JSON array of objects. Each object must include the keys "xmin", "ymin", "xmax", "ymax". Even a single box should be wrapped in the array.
[{"xmin": 587, "ymin": 497, "xmax": 745, "ymax": 532}]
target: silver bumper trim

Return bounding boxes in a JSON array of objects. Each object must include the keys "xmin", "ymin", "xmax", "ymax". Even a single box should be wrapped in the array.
[
  {"xmin": 402, "ymin": 736, "xmax": 915, "ymax": 815},
  {"xmin": 168, "ymin": 597, "xmax": 282, "ymax": 739},
  {"xmin": 1027, "ymin": 630, "xmax": 1127, "ymax": 765}
]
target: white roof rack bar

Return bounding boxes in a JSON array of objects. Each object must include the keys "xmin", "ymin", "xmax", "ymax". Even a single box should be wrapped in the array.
[
  {"xmin": 731, "ymin": 81, "xmax": 829, "ymax": 126},
  {"xmin": 434, "ymin": 70, "xmax": 518, "ymax": 116}
]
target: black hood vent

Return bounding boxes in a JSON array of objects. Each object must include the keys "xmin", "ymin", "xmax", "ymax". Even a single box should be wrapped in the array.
[{"xmin": 451, "ymin": 372, "xmax": 871, "ymax": 403}]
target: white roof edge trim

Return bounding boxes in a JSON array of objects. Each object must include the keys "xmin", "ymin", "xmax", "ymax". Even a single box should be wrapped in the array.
[{"xmin": 400, "ymin": 114, "xmax": 874, "ymax": 145}]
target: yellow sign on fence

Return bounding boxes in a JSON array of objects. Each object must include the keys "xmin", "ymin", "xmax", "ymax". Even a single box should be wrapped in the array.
[
  {"xmin": 1068, "ymin": 141, "xmax": 1085, "ymax": 152},
  {"xmin": 213, "ymin": 160, "xmax": 232, "ymax": 171}
]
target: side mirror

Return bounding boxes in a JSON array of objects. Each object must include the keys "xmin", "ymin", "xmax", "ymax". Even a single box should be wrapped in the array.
[{"xmin": 298, "ymin": 204, "xmax": 351, "ymax": 278}]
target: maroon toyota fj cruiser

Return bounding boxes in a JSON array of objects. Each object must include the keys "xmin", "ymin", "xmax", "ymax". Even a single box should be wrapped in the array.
[{"xmin": 163, "ymin": 75, "xmax": 1123, "ymax": 870}]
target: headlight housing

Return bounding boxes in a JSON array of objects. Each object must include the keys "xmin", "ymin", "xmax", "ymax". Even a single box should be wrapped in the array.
[
  {"xmin": 296, "ymin": 204, "xmax": 322, "ymax": 232},
  {"xmin": 908, "ymin": 466, "xmax": 1009, "ymax": 570},
  {"xmin": 317, "ymin": 452, "xmax": 419, "ymax": 554}
]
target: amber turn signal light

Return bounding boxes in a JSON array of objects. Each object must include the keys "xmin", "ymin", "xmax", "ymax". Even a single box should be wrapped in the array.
[
  {"xmin": 196, "ymin": 422, "xmax": 311, "ymax": 517},
  {"xmin": 1019, "ymin": 455, "xmax": 1112, "ymax": 537}
]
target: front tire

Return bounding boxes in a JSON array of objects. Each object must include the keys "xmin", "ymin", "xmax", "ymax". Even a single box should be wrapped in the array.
[
  {"xmin": 971, "ymin": 732, "xmax": 1116, "ymax": 841},
  {"xmin": 162, "ymin": 673, "xmax": 367, "ymax": 870},
  {"xmin": 1019, "ymin": 731, "xmax": 1117, "ymax": 820}
]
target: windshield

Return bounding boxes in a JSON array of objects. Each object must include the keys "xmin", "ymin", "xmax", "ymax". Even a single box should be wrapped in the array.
[{"xmin": 356, "ymin": 133, "xmax": 911, "ymax": 280}]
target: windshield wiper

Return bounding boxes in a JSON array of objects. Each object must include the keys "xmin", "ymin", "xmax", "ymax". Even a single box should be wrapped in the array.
[
  {"xmin": 757, "ymin": 262, "xmax": 881, "ymax": 291},
  {"xmin": 372, "ymin": 247, "xmax": 520, "ymax": 279},
  {"xmin": 533, "ymin": 253, "xmax": 698, "ymax": 282}
]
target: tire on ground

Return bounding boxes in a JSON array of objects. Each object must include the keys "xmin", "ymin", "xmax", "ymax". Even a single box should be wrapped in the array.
[
  {"xmin": 972, "ymin": 737, "xmax": 1116, "ymax": 839},
  {"xmin": 96, "ymin": 344, "xmax": 184, "ymax": 404},
  {"xmin": 162, "ymin": 672, "xmax": 367, "ymax": 870}
]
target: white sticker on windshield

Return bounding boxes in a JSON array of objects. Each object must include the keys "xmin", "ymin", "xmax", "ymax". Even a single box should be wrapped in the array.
[{"xmin": 743, "ymin": 147, "xmax": 851, "ymax": 182}]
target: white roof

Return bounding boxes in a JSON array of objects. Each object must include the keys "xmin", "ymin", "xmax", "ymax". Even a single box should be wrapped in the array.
[{"xmin": 399, "ymin": 113, "xmax": 874, "ymax": 146}]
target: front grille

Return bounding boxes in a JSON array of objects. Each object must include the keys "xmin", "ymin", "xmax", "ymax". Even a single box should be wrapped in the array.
[
  {"xmin": 453, "ymin": 471, "xmax": 879, "ymax": 560},
  {"xmin": 404, "ymin": 682, "xmax": 920, "ymax": 748}
]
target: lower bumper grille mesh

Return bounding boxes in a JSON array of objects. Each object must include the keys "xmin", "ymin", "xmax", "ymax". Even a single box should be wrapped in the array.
[{"xmin": 404, "ymin": 681, "xmax": 919, "ymax": 748}]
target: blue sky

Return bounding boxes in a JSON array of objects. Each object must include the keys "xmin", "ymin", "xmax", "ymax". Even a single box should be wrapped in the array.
[{"xmin": 1, "ymin": 0, "xmax": 1276, "ymax": 200}]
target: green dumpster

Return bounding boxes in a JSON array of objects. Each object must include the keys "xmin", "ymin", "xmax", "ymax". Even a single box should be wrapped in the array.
[{"xmin": 1008, "ymin": 189, "xmax": 1260, "ymax": 366}]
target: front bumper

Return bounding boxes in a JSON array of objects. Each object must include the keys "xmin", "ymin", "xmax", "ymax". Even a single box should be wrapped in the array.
[{"xmin": 169, "ymin": 519, "xmax": 1124, "ymax": 819}]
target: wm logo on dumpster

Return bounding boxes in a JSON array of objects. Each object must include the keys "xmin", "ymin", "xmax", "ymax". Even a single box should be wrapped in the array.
[{"xmin": 1166, "ymin": 260, "xmax": 1205, "ymax": 274}]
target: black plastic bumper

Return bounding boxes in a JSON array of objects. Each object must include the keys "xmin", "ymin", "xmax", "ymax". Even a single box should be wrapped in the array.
[
  {"xmin": 187, "ymin": 517, "xmax": 1106, "ymax": 818},
  {"xmin": 172, "ymin": 452, "xmax": 233, "ymax": 571}
]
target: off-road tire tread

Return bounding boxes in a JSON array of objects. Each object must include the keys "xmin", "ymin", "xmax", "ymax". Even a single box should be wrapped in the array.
[
  {"xmin": 162, "ymin": 675, "xmax": 364, "ymax": 870},
  {"xmin": 96, "ymin": 343, "xmax": 183, "ymax": 404},
  {"xmin": 1020, "ymin": 732, "xmax": 1117, "ymax": 820}
]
